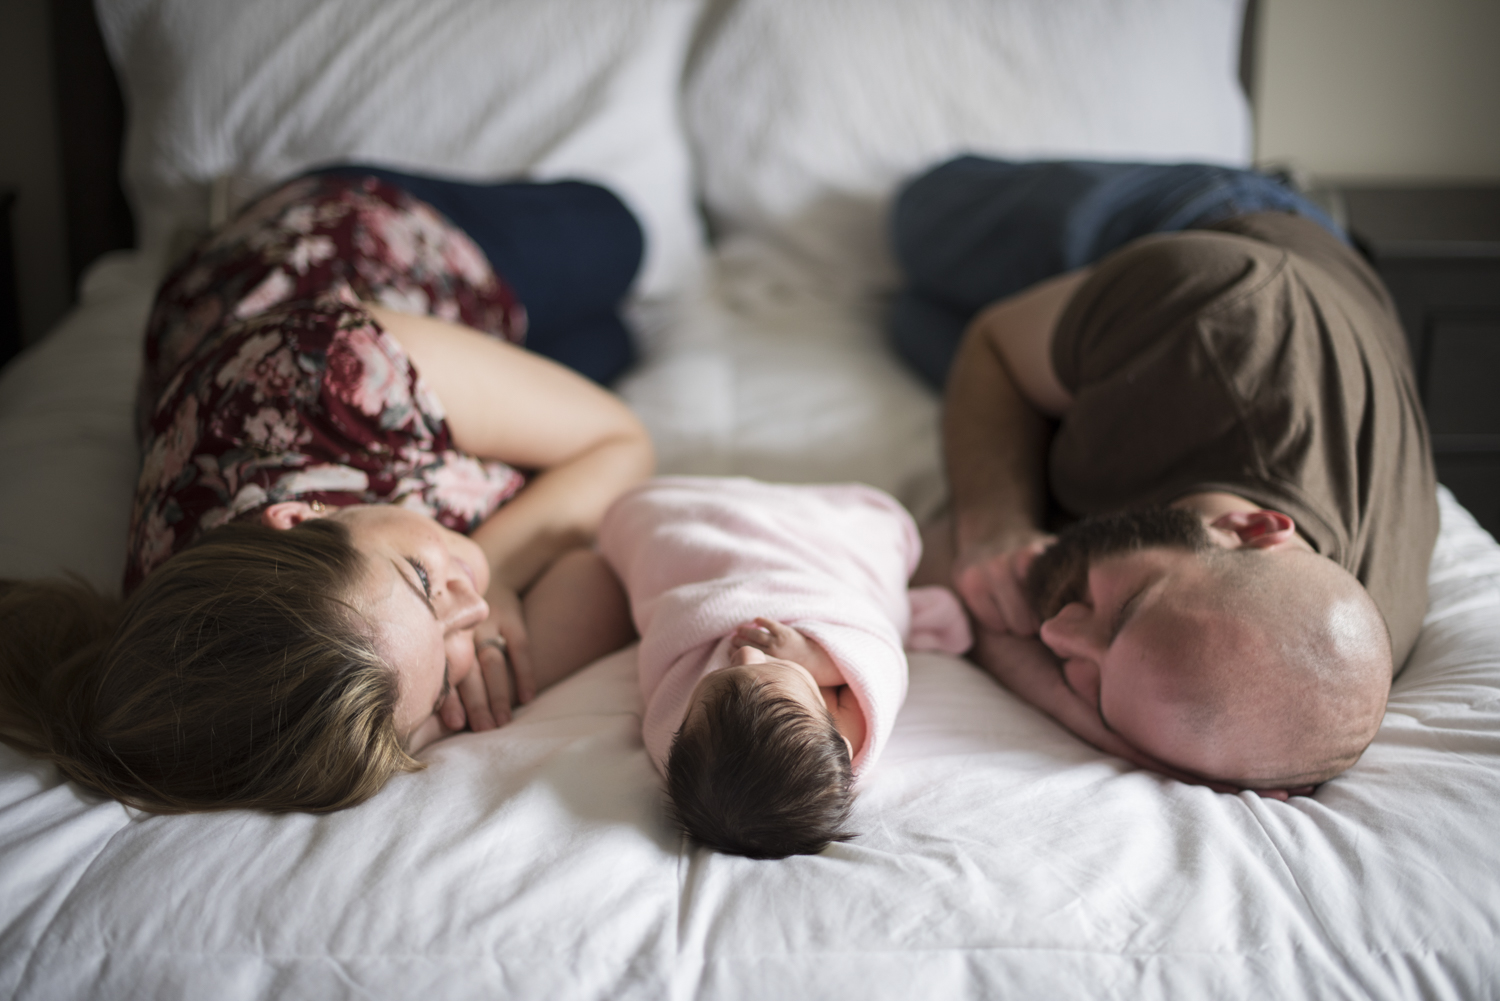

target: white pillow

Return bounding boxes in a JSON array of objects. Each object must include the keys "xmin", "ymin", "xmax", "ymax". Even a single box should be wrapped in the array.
[
  {"xmin": 0, "ymin": 252, "xmax": 153, "ymax": 590},
  {"xmin": 97, "ymin": 0, "xmax": 706, "ymax": 300},
  {"xmin": 686, "ymin": 0, "xmax": 1252, "ymax": 251}
]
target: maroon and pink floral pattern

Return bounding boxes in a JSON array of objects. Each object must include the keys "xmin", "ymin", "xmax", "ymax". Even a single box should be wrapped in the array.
[{"xmin": 125, "ymin": 175, "xmax": 528, "ymax": 591}]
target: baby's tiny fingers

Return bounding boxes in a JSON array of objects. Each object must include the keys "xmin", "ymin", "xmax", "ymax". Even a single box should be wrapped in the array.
[
  {"xmin": 753, "ymin": 617, "xmax": 795, "ymax": 642},
  {"xmin": 732, "ymin": 622, "xmax": 774, "ymax": 649}
]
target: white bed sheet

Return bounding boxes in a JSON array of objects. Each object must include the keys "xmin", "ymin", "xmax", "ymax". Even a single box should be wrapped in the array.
[
  {"xmin": 4, "ymin": 1, "xmax": 1498, "ymax": 994},
  {"xmin": 2, "ymin": 252, "xmax": 1500, "ymax": 1000}
]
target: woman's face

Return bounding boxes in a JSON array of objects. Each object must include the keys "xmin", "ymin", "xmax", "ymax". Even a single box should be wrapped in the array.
[{"xmin": 328, "ymin": 505, "xmax": 491, "ymax": 744}]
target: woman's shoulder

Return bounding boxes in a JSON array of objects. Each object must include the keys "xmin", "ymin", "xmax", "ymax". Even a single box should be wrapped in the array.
[
  {"xmin": 124, "ymin": 299, "xmax": 523, "ymax": 590},
  {"xmin": 125, "ymin": 297, "xmax": 365, "ymax": 588},
  {"xmin": 136, "ymin": 173, "xmax": 523, "ymax": 434}
]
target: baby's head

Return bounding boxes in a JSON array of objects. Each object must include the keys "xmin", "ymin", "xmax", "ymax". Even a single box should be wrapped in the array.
[{"xmin": 666, "ymin": 652, "xmax": 855, "ymax": 859}]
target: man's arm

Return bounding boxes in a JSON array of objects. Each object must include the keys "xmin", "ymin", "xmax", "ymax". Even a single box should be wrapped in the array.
[
  {"xmin": 975, "ymin": 631, "xmax": 1144, "ymax": 761},
  {"xmin": 944, "ymin": 269, "xmax": 1091, "ymax": 634}
]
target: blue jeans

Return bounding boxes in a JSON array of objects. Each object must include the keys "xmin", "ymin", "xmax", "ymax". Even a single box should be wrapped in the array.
[
  {"xmin": 889, "ymin": 157, "xmax": 1346, "ymax": 388},
  {"xmin": 310, "ymin": 165, "xmax": 644, "ymax": 385}
]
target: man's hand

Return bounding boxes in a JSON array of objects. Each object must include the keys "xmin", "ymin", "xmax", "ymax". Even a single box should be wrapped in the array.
[{"xmin": 953, "ymin": 534, "xmax": 1053, "ymax": 636}]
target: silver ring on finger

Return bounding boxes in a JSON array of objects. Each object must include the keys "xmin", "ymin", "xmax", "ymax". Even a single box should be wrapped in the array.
[{"xmin": 478, "ymin": 636, "xmax": 508, "ymax": 655}]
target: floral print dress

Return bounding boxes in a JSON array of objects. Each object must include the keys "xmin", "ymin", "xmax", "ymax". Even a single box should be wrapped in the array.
[{"xmin": 125, "ymin": 174, "xmax": 529, "ymax": 591}]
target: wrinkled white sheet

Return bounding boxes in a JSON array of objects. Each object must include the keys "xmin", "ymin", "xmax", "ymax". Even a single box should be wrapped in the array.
[
  {"xmin": 2, "ymin": 254, "xmax": 1499, "ymax": 1000},
  {"xmin": 0, "ymin": 253, "xmax": 152, "ymax": 589},
  {"xmin": 4, "ymin": 1, "xmax": 1497, "ymax": 995}
]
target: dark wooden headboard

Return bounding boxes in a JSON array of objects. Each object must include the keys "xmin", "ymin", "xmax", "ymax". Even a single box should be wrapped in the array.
[
  {"xmin": 49, "ymin": 0, "xmax": 1260, "ymax": 292},
  {"xmin": 51, "ymin": 0, "xmax": 135, "ymax": 290}
]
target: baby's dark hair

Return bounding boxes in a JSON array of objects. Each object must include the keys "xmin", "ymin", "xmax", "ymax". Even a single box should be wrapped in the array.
[{"xmin": 666, "ymin": 671, "xmax": 855, "ymax": 859}]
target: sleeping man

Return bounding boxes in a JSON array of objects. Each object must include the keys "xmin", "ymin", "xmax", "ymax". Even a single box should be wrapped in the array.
[
  {"xmin": 894, "ymin": 158, "xmax": 1440, "ymax": 798},
  {"xmin": 598, "ymin": 477, "xmax": 969, "ymax": 858}
]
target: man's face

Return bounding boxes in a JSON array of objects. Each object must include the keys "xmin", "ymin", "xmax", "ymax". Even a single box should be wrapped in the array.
[
  {"xmin": 1027, "ymin": 508, "xmax": 1214, "ymax": 621},
  {"xmin": 1024, "ymin": 509, "xmax": 1242, "ymax": 782}
]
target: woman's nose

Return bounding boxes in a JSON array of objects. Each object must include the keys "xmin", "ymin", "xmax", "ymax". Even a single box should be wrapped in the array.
[
  {"xmin": 1039, "ymin": 601, "xmax": 1105, "ymax": 660},
  {"xmin": 439, "ymin": 571, "xmax": 489, "ymax": 631}
]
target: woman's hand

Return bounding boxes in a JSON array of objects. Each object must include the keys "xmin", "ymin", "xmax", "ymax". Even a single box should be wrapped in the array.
[
  {"xmin": 369, "ymin": 305, "xmax": 652, "ymax": 733},
  {"xmin": 450, "ymin": 582, "xmax": 536, "ymax": 730}
]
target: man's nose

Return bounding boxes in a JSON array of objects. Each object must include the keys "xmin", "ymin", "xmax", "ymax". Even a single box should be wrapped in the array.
[{"xmin": 1039, "ymin": 601, "xmax": 1105, "ymax": 659}]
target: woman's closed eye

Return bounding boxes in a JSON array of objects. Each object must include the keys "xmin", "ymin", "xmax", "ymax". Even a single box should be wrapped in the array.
[
  {"xmin": 407, "ymin": 557, "xmax": 433, "ymax": 597},
  {"xmin": 393, "ymin": 556, "xmax": 439, "ymax": 619}
]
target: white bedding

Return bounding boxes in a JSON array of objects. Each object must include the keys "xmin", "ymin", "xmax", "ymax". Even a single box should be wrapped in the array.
[
  {"xmin": 3, "ymin": 0, "xmax": 1499, "ymax": 997},
  {"xmin": 97, "ymin": 0, "xmax": 706, "ymax": 301},
  {"xmin": 4, "ymin": 353, "xmax": 1500, "ymax": 999}
]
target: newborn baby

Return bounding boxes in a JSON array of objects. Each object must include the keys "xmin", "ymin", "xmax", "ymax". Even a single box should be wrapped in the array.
[{"xmin": 598, "ymin": 476, "xmax": 970, "ymax": 859}]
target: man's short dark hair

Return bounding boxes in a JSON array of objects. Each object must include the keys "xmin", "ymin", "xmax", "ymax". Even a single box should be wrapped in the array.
[
  {"xmin": 1027, "ymin": 506, "xmax": 1213, "ymax": 621},
  {"xmin": 666, "ymin": 671, "xmax": 855, "ymax": 859}
]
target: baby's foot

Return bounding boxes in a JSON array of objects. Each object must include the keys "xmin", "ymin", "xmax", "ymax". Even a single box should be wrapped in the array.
[{"xmin": 731, "ymin": 617, "xmax": 842, "ymax": 685}]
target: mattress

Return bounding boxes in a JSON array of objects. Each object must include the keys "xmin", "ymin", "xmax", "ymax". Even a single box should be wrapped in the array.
[
  {"xmin": 3, "ymin": 1, "xmax": 1497, "ymax": 997},
  {"xmin": 2, "ymin": 246, "xmax": 1499, "ymax": 1000}
]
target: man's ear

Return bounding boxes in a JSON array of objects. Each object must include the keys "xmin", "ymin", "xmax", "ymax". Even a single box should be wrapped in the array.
[
  {"xmin": 1209, "ymin": 510, "xmax": 1300, "ymax": 551},
  {"xmin": 260, "ymin": 501, "xmax": 325, "ymax": 530}
]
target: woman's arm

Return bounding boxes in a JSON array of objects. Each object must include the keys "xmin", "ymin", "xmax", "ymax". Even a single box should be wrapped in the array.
[
  {"xmin": 370, "ymin": 305, "xmax": 653, "ymax": 583},
  {"xmin": 369, "ymin": 306, "xmax": 653, "ymax": 726}
]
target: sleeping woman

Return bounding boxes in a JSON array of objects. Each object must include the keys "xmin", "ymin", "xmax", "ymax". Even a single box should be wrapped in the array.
[{"xmin": 0, "ymin": 169, "xmax": 653, "ymax": 813}]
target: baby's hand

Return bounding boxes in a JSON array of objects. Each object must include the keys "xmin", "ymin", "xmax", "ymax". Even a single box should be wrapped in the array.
[{"xmin": 731, "ymin": 617, "xmax": 843, "ymax": 686}]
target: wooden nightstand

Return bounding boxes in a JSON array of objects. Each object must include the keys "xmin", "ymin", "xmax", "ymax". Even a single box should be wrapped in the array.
[
  {"xmin": 1332, "ymin": 186, "xmax": 1500, "ymax": 539},
  {"xmin": 0, "ymin": 190, "xmax": 20, "ymax": 370}
]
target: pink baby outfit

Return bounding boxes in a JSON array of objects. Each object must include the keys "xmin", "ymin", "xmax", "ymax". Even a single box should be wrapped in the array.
[{"xmin": 597, "ymin": 476, "xmax": 971, "ymax": 777}]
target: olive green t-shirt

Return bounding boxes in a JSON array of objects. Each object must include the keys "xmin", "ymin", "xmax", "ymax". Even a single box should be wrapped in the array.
[{"xmin": 1050, "ymin": 212, "xmax": 1439, "ymax": 669}]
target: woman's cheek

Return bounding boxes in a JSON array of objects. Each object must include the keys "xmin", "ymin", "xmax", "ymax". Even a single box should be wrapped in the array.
[{"xmin": 407, "ymin": 713, "xmax": 450, "ymax": 753}]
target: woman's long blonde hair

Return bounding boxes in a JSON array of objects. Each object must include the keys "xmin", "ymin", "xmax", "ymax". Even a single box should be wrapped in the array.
[{"xmin": 0, "ymin": 519, "xmax": 420, "ymax": 812}]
